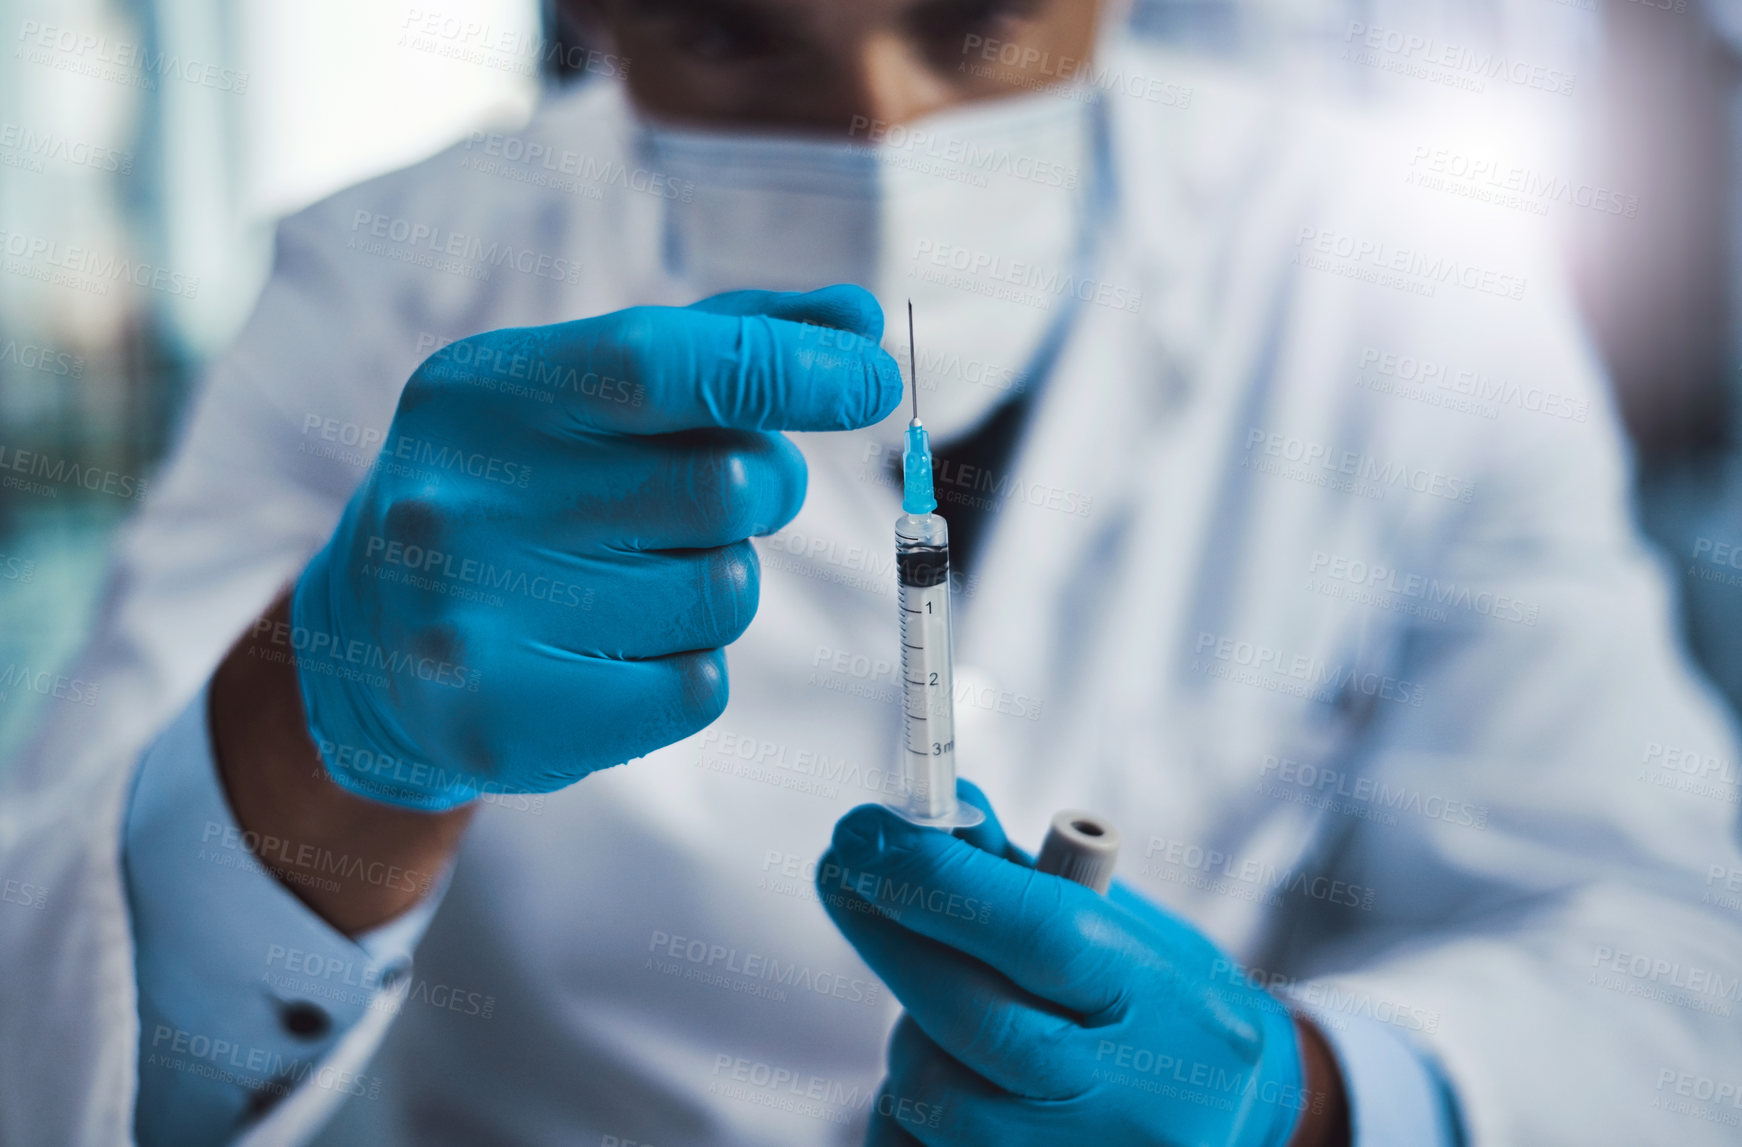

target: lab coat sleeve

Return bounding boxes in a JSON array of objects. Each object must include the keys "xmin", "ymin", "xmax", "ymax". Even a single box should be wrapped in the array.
[
  {"xmin": 1281, "ymin": 262, "xmax": 1742, "ymax": 1144},
  {"xmin": 124, "ymin": 681, "xmax": 445, "ymax": 1146},
  {"xmin": 0, "ymin": 186, "xmax": 450, "ymax": 1144},
  {"xmin": 1307, "ymin": 1010, "xmax": 1462, "ymax": 1146}
]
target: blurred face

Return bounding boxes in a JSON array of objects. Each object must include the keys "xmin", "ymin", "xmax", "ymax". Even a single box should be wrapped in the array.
[{"xmin": 574, "ymin": 0, "xmax": 1108, "ymax": 131}]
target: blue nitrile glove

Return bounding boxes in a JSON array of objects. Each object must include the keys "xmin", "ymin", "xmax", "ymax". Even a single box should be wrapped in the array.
[
  {"xmin": 292, "ymin": 285, "xmax": 901, "ymax": 809},
  {"xmin": 818, "ymin": 783, "xmax": 1309, "ymax": 1147}
]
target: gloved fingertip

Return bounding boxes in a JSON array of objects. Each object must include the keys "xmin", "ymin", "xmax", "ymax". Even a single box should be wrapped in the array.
[
  {"xmin": 800, "ymin": 283, "xmax": 887, "ymax": 341},
  {"xmin": 750, "ymin": 438, "xmax": 808, "ymax": 536},
  {"xmin": 860, "ymin": 350, "xmax": 905, "ymax": 425},
  {"xmin": 832, "ymin": 802, "xmax": 902, "ymax": 858},
  {"xmin": 955, "ymin": 778, "xmax": 992, "ymax": 813},
  {"xmin": 951, "ymin": 779, "xmax": 1014, "ymax": 858}
]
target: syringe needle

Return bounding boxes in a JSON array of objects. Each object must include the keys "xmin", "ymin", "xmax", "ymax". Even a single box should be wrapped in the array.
[
  {"xmin": 900, "ymin": 304, "xmax": 935, "ymax": 519},
  {"xmin": 908, "ymin": 299, "xmax": 919, "ymax": 424}
]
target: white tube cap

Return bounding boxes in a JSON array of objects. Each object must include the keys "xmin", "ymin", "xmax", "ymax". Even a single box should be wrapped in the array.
[{"xmin": 1036, "ymin": 810, "xmax": 1120, "ymax": 894}]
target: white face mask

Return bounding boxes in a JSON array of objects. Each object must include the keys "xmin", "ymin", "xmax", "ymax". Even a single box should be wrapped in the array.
[{"xmin": 637, "ymin": 87, "xmax": 1098, "ymax": 444}]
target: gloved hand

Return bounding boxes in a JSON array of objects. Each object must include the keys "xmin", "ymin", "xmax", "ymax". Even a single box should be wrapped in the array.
[
  {"xmin": 292, "ymin": 285, "xmax": 901, "ymax": 809},
  {"xmin": 818, "ymin": 785, "xmax": 1312, "ymax": 1147}
]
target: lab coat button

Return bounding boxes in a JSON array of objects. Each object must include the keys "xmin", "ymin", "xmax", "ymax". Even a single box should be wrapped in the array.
[{"xmin": 280, "ymin": 1002, "xmax": 331, "ymax": 1040}]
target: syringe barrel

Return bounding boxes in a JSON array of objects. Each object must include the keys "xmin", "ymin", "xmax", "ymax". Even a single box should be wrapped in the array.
[{"xmin": 896, "ymin": 512, "xmax": 957, "ymax": 822}]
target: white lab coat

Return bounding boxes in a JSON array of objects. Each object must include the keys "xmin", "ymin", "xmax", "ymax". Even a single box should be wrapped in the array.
[{"xmin": 5, "ymin": 40, "xmax": 1742, "ymax": 1146}]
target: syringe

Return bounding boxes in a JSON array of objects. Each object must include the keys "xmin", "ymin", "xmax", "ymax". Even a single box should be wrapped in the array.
[{"xmin": 888, "ymin": 303, "xmax": 983, "ymax": 829}]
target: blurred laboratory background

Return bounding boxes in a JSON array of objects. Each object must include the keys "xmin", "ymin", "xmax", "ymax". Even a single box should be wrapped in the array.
[{"xmin": 2, "ymin": 0, "xmax": 1741, "ymax": 763}]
